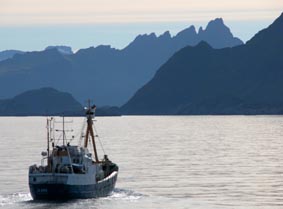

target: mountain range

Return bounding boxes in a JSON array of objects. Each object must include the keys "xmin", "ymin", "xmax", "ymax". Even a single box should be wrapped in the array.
[
  {"xmin": 122, "ymin": 13, "xmax": 283, "ymax": 115},
  {"xmin": 0, "ymin": 87, "xmax": 122, "ymax": 116},
  {"xmin": 0, "ymin": 18, "xmax": 242, "ymax": 106}
]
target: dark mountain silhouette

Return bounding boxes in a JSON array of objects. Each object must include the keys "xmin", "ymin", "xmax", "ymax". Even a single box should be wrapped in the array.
[
  {"xmin": 0, "ymin": 18, "xmax": 242, "ymax": 106},
  {"xmin": 0, "ymin": 87, "xmax": 83, "ymax": 116},
  {"xmin": 0, "ymin": 50, "xmax": 25, "ymax": 62},
  {"xmin": 122, "ymin": 13, "xmax": 283, "ymax": 115}
]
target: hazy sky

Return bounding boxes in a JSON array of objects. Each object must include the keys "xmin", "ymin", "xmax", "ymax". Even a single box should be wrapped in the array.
[{"xmin": 0, "ymin": 0, "xmax": 282, "ymax": 51}]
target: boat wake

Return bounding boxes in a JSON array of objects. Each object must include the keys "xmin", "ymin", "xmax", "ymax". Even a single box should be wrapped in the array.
[
  {"xmin": 105, "ymin": 188, "xmax": 145, "ymax": 201},
  {"xmin": 0, "ymin": 192, "xmax": 32, "ymax": 207},
  {"xmin": 0, "ymin": 189, "xmax": 143, "ymax": 207},
  {"xmin": 0, "ymin": 189, "xmax": 144, "ymax": 209}
]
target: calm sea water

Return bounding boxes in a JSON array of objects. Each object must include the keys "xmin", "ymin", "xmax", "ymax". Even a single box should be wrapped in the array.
[{"xmin": 0, "ymin": 116, "xmax": 283, "ymax": 209}]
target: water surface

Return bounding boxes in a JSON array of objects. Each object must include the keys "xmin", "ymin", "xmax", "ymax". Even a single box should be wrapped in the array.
[{"xmin": 0, "ymin": 116, "xmax": 283, "ymax": 208}]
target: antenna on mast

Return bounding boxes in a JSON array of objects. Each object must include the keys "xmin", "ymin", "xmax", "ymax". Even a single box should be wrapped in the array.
[
  {"xmin": 54, "ymin": 117, "xmax": 73, "ymax": 146},
  {"xmin": 84, "ymin": 99, "xmax": 99, "ymax": 162}
]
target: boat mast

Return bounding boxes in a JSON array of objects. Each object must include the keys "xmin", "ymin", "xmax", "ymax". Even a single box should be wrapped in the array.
[
  {"xmin": 62, "ymin": 116, "xmax": 65, "ymax": 146},
  {"xmin": 84, "ymin": 100, "xmax": 99, "ymax": 162},
  {"xmin": 47, "ymin": 118, "xmax": 50, "ymax": 157}
]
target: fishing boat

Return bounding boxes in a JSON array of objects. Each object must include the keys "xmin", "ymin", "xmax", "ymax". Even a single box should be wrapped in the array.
[{"xmin": 28, "ymin": 103, "xmax": 119, "ymax": 200}]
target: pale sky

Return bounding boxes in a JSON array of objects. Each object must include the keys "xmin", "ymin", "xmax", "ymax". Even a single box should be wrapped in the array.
[{"xmin": 0, "ymin": 0, "xmax": 282, "ymax": 51}]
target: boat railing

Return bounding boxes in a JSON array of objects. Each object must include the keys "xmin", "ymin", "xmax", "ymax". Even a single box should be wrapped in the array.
[{"xmin": 29, "ymin": 164, "xmax": 48, "ymax": 174}]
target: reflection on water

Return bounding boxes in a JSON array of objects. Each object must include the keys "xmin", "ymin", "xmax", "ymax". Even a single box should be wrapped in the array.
[{"xmin": 0, "ymin": 116, "xmax": 283, "ymax": 208}]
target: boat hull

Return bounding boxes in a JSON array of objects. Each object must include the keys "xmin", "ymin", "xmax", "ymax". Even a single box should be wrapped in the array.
[{"xmin": 29, "ymin": 171, "xmax": 118, "ymax": 200}]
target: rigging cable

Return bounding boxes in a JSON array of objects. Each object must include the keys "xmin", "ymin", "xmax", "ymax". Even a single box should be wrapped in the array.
[
  {"xmin": 93, "ymin": 123, "xmax": 106, "ymax": 155},
  {"xmin": 78, "ymin": 118, "xmax": 87, "ymax": 146}
]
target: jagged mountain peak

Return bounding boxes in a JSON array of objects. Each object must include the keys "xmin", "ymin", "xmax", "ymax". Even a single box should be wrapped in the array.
[
  {"xmin": 126, "ymin": 17, "xmax": 242, "ymax": 50},
  {"xmin": 204, "ymin": 18, "xmax": 230, "ymax": 34},
  {"xmin": 209, "ymin": 18, "xmax": 224, "ymax": 25},
  {"xmin": 197, "ymin": 17, "xmax": 243, "ymax": 48},
  {"xmin": 205, "ymin": 18, "xmax": 231, "ymax": 36},
  {"xmin": 175, "ymin": 25, "xmax": 197, "ymax": 38},
  {"xmin": 159, "ymin": 31, "xmax": 171, "ymax": 39},
  {"xmin": 125, "ymin": 32, "xmax": 158, "ymax": 49},
  {"xmin": 136, "ymin": 32, "xmax": 157, "ymax": 40}
]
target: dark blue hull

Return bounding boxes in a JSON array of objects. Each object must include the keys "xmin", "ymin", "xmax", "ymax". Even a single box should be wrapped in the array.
[{"xmin": 29, "ymin": 172, "xmax": 118, "ymax": 200}]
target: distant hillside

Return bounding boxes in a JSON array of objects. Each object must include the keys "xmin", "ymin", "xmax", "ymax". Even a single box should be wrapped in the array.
[
  {"xmin": 122, "ymin": 13, "xmax": 283, "ymax": 115},
  {"xmin": 0, "ymin": 47, "xmax": 73, "ymax": 62},
  {"xmin": 0, "ymin": 18, "xmax": 242, "ymax": 106},
  {"xmin": 45, "ymin": 46, "xmax": 74, "ymax": 55},
  {"xmin": 0, "ymin": 88, "xmax": 83, "ymax": 116},
  {"xmin": 0, "ymin": 50, "xmax": 25, "ymax": 62}
]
